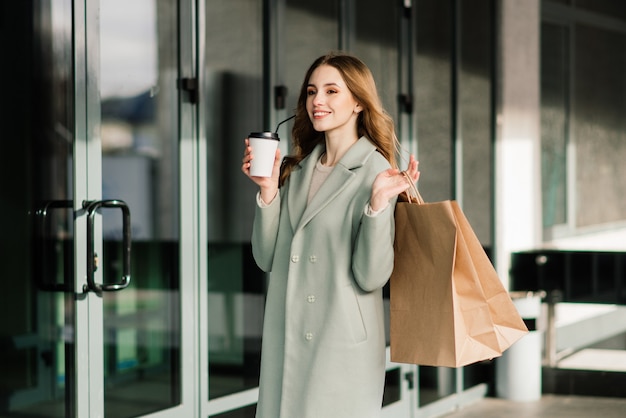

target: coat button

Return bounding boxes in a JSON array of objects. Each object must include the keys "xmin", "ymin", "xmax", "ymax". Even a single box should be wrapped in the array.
[
  {"xmin": 309, "ymin": 255, "xmax": 317, "ymax": 263},
  {"xmin": 307, "ymin": 295, "xmax": 316, "ymax": 303},
  {"xmin": 291, "ymin": 255, "xmax": 300, "ymax": 263},
  {"xmin": 305, "ymin": 332, "xmax": 313, "ymax": 341}
]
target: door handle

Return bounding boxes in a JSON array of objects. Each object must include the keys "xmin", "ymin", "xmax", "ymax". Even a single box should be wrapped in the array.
[
  {"xmin": 83, "ymin": 199, "xmax": 131, "ymax": 293},
  {"xmin": 35, "ymin": 200, "xmax": 73, "ymax": 292}
]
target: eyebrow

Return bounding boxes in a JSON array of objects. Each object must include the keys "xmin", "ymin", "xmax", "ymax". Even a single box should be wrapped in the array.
[{"xmin": 307, "ymin": 82, "xmax": 341, "ymax": 88}]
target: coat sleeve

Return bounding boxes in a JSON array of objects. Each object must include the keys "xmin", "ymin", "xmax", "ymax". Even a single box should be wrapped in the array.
[
  {"xmin": 251, "ymin": 191, "xmax": 281, "ymax": 272},
  {"xmin": 351, "ymin": 196, "xmax": 397, "ymax": 292}
]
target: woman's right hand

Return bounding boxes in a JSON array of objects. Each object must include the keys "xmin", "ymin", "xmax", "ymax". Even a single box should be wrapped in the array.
[
  {"xmin": 370, "ymin": 155, "xmax": 419, "ymax": 212},
  {"xmin": 241, "ymin": 138, "xmax": 281, "ymax": 204}
]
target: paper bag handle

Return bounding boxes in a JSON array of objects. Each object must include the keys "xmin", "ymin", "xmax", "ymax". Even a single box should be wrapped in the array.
[{"xmin": 401, "ymin": 171, "xmax": 424, "ymax": 204}]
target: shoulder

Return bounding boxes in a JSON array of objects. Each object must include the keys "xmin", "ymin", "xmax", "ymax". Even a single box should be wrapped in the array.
[
  {"xmin": 369, "ymin": 148, "xmax": 391, "ymax": 170},
  {"xmin": 341, "ymin": 136, "xmax": 391, "ymax": 173},
  {"xmin": 353, "ymin": 143, "xmax": 391, "ymax": 190},
  {"xmin": 361, "ymin": 139, "xmax": 391, "ymax": 174}
]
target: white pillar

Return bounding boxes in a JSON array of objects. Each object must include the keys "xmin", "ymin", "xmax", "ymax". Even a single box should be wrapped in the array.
[{"xmin": 495, "ymin": 0, "xmax": 542, "ymax": 289}]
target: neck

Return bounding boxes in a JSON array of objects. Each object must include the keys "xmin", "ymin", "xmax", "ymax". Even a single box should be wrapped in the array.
[{"xmin": 322, "ymin": 131, "xmax": 359, "ymax": 167}]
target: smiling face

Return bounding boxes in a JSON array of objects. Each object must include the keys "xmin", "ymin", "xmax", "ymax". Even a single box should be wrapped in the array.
[{"xmin": 305, "ymin": 64, "xmax": 362, "ymax": 140}]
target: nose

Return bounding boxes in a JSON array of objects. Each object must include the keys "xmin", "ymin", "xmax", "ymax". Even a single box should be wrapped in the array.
[{"xmin": 311, "ymin": 91, "xmax": 324, "ymax": 106}]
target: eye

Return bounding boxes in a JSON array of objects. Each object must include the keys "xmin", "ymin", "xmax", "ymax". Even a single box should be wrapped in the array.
[
  {"xmin": 326, "ymin": 89, "xmax": 337, "ymax": 94},
  {"xmin": 307, "ymin": 88, "xmax": 316, "ymax": 96}
]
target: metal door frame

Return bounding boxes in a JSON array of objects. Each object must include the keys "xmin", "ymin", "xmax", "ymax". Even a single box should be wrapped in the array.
[{"xmin": 72, "ymin": 0, "xmax": 199, "ymax": 416}]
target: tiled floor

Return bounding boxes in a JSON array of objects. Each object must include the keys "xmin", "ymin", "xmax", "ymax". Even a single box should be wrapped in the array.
[{"xmin": 441, "ymin": 395, "xmax": 626, "ymax": 418}]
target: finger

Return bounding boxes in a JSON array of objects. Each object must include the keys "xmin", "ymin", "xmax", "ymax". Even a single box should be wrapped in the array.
[
  {"xmin": 391, "ymin": 179, "xmax": 413, "ymax": 197},
  {"xmin": 384, "ymin": 168, "xmax": 401, "ymax": 178},
  {"xmin": 406, "ymin": 157, "xmax": 420, "ymax": 182},
  {"xmin": 243, "ymin": 139, "xmax": 253, "ymax": 163},
  {"xmin": 272, "ymin": 148, "xmax": 281, "ymax": 167}
]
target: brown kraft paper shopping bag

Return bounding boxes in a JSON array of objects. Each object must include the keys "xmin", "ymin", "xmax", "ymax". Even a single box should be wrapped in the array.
[{"xmin": 389, "ymin": 186, "xmax": 528, "ymax": 368}]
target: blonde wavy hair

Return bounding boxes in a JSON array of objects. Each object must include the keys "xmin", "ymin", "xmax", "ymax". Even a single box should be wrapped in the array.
[{"xmin": 279, "ymin": 52, "xmax": 400, "ymax": 186}]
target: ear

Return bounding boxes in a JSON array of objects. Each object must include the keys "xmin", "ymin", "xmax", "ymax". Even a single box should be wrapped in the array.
[{"xmin": 354, "ymin": 103, "xmax": 363, "ymax": 114}]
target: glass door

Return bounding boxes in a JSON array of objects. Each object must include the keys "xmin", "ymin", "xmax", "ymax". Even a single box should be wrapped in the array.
[
  {"xmin": 96, "ymin": 0, "xmax": 192, "ymax": 416},
  {"xmin": 0, "ymin": 0, "xmax": 197, "ymax": 416},
  {"xmin": 0, "ymin": 1, "xmax": 77, "ymax": 416}
]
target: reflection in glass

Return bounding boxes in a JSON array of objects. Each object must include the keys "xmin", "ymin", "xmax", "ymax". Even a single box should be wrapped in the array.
[
  {"xmin": 207, "ymin": 244, "xmax": 265, "ymax": 399},
  {"xmin": 541, "ymin": 23, "xmax": 569, "ymax": 230},
  {"xmin": 382, "ymin": 368, "xmax": 402, "ymax": 407},
  {"xmin": 414, "ymin": 0, "xmax": 453, "ymax": 204},
  {"xmin": 353, "ymin": 0, "xmax": 400, "ymax": 127},
  {"xmin": 205, "ymin": 0, "xmax": 265, "ymax": 401},
  {"xmin": 419, "ymin": 366, "xmax": 456, "ymax": 406},
  {"xmin": 575, "ymin": 0, "xmax": 626, "ymax": 20},
  {"xmin": 574, "ymin": 24, "xmax": 626, "ymax": 228},
  {"xmin": 99, "ymin": 0, "xmax": 181, "ymax": 416},
  {"xmin": 413, "ymin": 1, "xmax": 453, "ymax": 406},
  {"xmin": 458, "ymin": 0, "xmax": 493, "ymax": 246},
  {"xmin": 284, "ymin": 0, "xmax": 339, "ymax": 126}
]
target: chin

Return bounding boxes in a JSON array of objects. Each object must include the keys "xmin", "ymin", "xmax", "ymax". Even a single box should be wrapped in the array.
[{"xmin": 311, "ymin": 123, "xmax": 327, "ymax": 133}]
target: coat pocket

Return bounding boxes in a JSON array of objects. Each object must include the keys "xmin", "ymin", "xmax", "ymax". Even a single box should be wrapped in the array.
[{"xmin": 340, "ymin": 284, "xmax": 368, "ymax": 344}]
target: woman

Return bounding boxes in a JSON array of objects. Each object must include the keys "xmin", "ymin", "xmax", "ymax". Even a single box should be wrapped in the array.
[{"xmin": 242, "ymin": 52, "xmax": 419, "ymax": 418}]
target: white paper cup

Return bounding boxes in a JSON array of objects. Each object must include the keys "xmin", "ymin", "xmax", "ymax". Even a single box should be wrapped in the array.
[{"xmin": 249, "ymin": 132, "xmax": 279, "ymax": 177}]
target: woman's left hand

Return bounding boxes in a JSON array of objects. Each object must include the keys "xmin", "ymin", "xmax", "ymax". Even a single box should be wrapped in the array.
[{"xmin": 370, "ymin": 155, "xmax": 420, "ymax": 212}]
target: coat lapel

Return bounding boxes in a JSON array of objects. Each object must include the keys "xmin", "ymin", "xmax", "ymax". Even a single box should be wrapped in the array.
[
  {"xmin": 287, "ymin": 145, "xmax": 322, "ymax": 233},
  {"xmin": 288, "ymin": 137, "xmax": 377, "ymax": 233}
]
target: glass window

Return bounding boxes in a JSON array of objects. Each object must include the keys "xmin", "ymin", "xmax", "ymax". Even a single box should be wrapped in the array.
[
  {"xmin": 414, "ymin": 0, "xmax": 456, "ymax": 406},
  {"xmin": 459, "ymin": 0, "xmax": 495, "ymax": 390},
  {"xmin": 205, "ymin": 0, "xmax": 265, "ymax": 400},
  {"xmin": 459, "ymin": 0, "xmax": 494, "ymax": 247},
  {"xmin": 414, "ymin": 0, "xmax": 454, "ymax": 204},
  {"xmin": 284, "ymin": 0, "xmax": 339, "ymax": 127},
  {"xmin": 419, "ymin": 367, "xmax": 456, "ymax": 406},
  {"xmin": 206, "ymin": 1, "xmax": 265, "ymax": 244},
  {"xmin": 574, "ymin": 0, "xmax": 626, "ymax": 20},
  {"xmin": 99, "ymin": 0, "xmax": 182, "ymax": 415},
  {"xmin": 353, "ymin": 0, "xmax": 400, "ymax": 121},
  {"xmin": 573, "ymin": 23, "xmax": 626, "ymax": 227},
  {"xmin": 0, "ymin": 1, "xmax": 75, "ymax": 416},
  {"xmin": 541, "ymin": 23, "xmax": 569, "ymax": 230}
]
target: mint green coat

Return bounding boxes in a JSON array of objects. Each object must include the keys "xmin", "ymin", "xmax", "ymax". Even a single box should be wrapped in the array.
[{"xmin": 252, "ymin": 137, "xmax": 396, "ymax": 418}]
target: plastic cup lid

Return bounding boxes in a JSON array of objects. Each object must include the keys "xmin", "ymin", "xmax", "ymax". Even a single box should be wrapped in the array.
[{"xmin": 249, "ymin": 131, "xmax": 279, "ymax": 140}]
